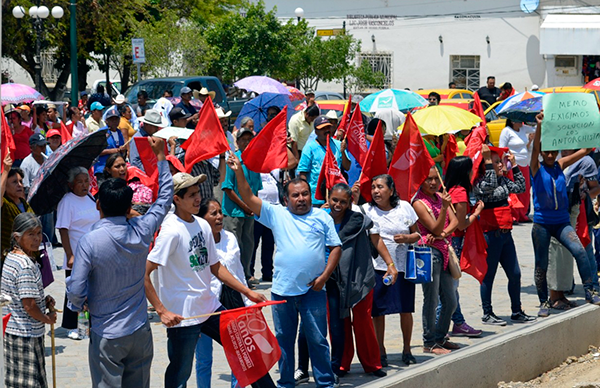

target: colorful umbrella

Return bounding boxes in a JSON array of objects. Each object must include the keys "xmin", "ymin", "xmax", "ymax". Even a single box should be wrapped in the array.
[
  {"xmin": 234, "ymin": 93, "xmax": 294, "ymax": 132},
  {"xmin": 583, "ymin": 77, "xmax": 600, "ymax": 90},
  {"xmin": 1, "ymin": 83, "xmax": 44, "ymax": 105},
  {"xmin": 233, "ymin": 76, "xmax": 291, "ymax": 96},
  {"xmin": 498, "ymin": 96, "xmax": 542, "ymax": 123},
  {"xmin": 166, "ymin": 97, "xmax": 203, "ymax": 110},
  {"xmin": 27, "ymin": 129, "xmax": 108, "ymax": 215},
  {"xmin": 286, "ymin": 86, "xmax": 305, "ymax": 101},
  {"xmin": 496, "ymin": 91, "xmax": 545, "ymax": 114},
  {"xmin": 360, "ymin": 89, "xmax": 428, "ymax": 113},
  {"xmin": 406, "ymin": 105, "xmax": 482, "ymax": 136}
]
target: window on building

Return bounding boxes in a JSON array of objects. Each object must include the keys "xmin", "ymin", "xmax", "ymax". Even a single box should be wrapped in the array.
[
  {"xmin": 358, "ymin": 52, "xmax": 393, "ymax": 89},
  {"xmin": 450, "ymin": 55, "xmax": 480, "ymax": 91},
  {"xmin": 555, "ymin": 56, "xmax": 577, "ymax": 69},
  {"xmin": 41, "ymin": 49, "xmax": 59, "ymax": 84}
]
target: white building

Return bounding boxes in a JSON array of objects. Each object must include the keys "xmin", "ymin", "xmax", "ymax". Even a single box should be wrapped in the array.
[{"xmin": 260, "ymin": 0, "xmax": 600, "ymax": 92}]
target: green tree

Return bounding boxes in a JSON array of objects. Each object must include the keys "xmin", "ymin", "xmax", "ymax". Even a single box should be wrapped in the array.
[{"xmin": 346, "ymin": 60, "xmax": 387, "ymax": 95}]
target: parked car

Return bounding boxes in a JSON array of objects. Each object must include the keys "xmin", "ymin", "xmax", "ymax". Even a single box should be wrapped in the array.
[
  {"xmin": 123, "ymin": 76, "xmax": 248, "ymax": 124},
  {"xmin": 314, "ymin": 91, "xmax": 345, "ymax": 101},
  {"xmin": 416, "ymin": 88, "xmax": 473, "ymax": 100},
  {"xmin": 92, "ymin": 79, "xmax": 122, "ymax": 98}
]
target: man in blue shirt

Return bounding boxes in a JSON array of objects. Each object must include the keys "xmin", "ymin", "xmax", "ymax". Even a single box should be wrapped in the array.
[
  {"xmin": 67, "ymin": 137, "xmax": 173, "ymax": 388},
  {"xmin": 298, "ymin": 115, "xmax": 351, "ymax": 207},
  {"xmin": 228, "ymin": 153, "xmax": 342, "ymax": 388},
  {"xmin": 175, "ymin": 86, "xmax": 199, "ymax": 129},
  {"xmin": 222, "ymin": 128, "xmax": 262, "ymax": 282}
]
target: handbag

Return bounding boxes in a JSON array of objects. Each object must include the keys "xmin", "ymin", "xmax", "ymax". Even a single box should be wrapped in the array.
[
  {"xmin": 37, "ymin": 234, "xmax": 55, "ymax": 289},
  {"xmin": 404, "ymin": 243, "xmax": 433, "ymax": 284},
  {"xmin": 447, "ymin": 244, "xmax": 462, "ymax": 280}
]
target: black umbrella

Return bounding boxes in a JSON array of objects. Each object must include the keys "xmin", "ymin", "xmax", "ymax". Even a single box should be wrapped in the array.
[{"xmin": 27, "ymin": 129, "xmax": 108, "ymax": 215}]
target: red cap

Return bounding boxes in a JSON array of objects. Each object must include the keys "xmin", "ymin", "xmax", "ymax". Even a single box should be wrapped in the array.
[{"xmin": 46, "ymin": 129, "xmax": 61, "ymax": 138}]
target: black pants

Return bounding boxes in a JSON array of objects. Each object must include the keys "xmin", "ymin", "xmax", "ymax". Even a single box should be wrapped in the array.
[{"xmin": 62, "ymin": 270, "xmax": 78, "ymax": 330}]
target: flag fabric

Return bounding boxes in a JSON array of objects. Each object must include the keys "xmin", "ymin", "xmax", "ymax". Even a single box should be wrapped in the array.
[
  {"xmin": 358, "ymin": 121, "xmax": 388, "ymax": 202},
  {"xmin": 89, "ymin": 168, "xmax": 99, "ymax": 197},
  {"xmin": 576, "ymin": 199, "xmax": 591, "ymax": 247},
  {"xmin": 470, "ymin": 92, "xmax": 487, "ymax": 127},
  {"xmin": 59, "ymin": 121, "xmax": 73, "ymax": 143},
  {"xmin": 389, "ymin": 113, "xmax": 434, "ymax": 202},
  {"xmin": 345, "ymin": 104, "xmax": 368, "ymax": 166},
  {"xmin": 315, "ymin": 136, "xmax": 347, "ymax": 201},
  {"xmin": 1, "ymin": 110, "xmax": 17, "ymax": 172},
  {"xmin": 127, "ymin": 166, "xmax": 158, "ymax": 200},
  {"xmin": 336, "ymin": 95, "xmax": 352, "ymax": 138},
  {"xmin": 133, "ymin": 137, "xmax": 161, "ymax": 178},
  {"xmin": 460, "ymin": 220, "xmax": 488, "ymax": 284},
  {"xmin": 3, "ymin": 313, "xmax": 11, "ymax": 335},
  {"xmin": 462, "ymin": 126, "xmax": 488, "ymax": 183},
  {"xmin": 242, "ymin": 106, "xmax": 288, "ymax": 173},
  {"xmin": 181, "ymin": 96, "xmax": 230, "ymax": 173},
  {"xmin": 166, "ymin": 155, "xmax": 185, "ymax": 173},
  {"xmin": 220, "ymin": 301, "xmax": 284, "ymax": 387},
  {"xmin": 443, "ymin": 134, "xmax": 459, "ymax": 174}
]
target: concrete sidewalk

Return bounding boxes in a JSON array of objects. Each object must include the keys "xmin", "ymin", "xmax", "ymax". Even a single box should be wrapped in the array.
[{"xmin": 37, "ymin": 222, "xmax": 594, "ymax": 387}]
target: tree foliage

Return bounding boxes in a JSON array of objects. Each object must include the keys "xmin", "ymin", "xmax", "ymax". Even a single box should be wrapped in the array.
[{"xmin": 346, "ymin": 60, "xmax": 387, "ymax": 95}]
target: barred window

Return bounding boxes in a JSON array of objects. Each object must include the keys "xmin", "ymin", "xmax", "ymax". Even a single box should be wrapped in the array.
[
  {"xmin": 450, "ymin": 55, "xmax": 480, "ymax": 91},
  {"xmin": 358, "ymin": 52, "xmax": 393, "ymax": 89}
]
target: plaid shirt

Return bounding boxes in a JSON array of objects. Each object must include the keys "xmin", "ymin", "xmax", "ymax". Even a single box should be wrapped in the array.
[
  {"xmin": 473, "ymin": 165, "xmax": 525, "ymax": 209},
  {"xmin": 174, "ymin": 143, "xmax": 220, "ymax": 200}
]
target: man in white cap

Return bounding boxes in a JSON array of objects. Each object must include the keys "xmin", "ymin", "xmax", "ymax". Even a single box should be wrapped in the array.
[
  {"xmin": 175, "ymin": 86, "xmax": 199, "ymax": 129},
  {"xmin": 130, "ymin": 109, "xmax": 169, "ymax": 171},
  {"xmin": 103, "ymin": 94, "xmax": 140, "ymax": 132}
]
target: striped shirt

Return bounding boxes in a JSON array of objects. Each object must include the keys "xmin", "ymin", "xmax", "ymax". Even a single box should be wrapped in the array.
[
  {"xmin": 66, "ymin": 160, "xmax": 173, "ymax": 339},
  {"xmin": 1, "ymin": 252, "xmax": 45, "ymax": 337}
]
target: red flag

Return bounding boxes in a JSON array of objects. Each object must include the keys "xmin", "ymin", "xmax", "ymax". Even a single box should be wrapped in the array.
[
  {"xmin": 134, "ymin": 137, "xmax": 161, "ymax": 178},
  {"xmin": 127, "ymin": 166, "xmax": 158, "ymax": 200},
  {"xmin": 315, "ymin": 136, "xmax": 347, "ymax": 201},
  {"xmin": 59, "ymin": 121, "xmax": 73, "ymax": 143},
  {"xmin": 359, "ymin": 121, "xmax": 388, "ymax": 202},
  {"xmin": 181, "ymin": 96, "xmax": 230, "ymax": 173},
  {"xmin": 443, "ymin": 134, "xmax": 458, "ymax": 174},
  {"xmin": 460, "ymin": 220, "xmax": 488, "ymax": 284},
  {"xmin": 470, "ymin": 92, "xmax": 487, "ymax": 127},
  {"xmin": 220, "ymin": 301, "xmax": 284, "ymax": 387},
  {"xmin": 242, "ymin": 106, "xmax": 288, "ymax": 173},
  {"xmin": 576, "ymin": 199, "xmax": 591, "ymax": 247},
  {"xmin": 462, "ymin": 126, "xmax": 488, "ymax": 183},
  {"xmin": 89, "ymin": 168, "xmax": 99, "ymax": 197},
  {"xmin": 1, "ymin": 110, "xmax": 17, "ymax": 172},
  {"xmin": 336, "ymin": 95, "xmax": 352, "ymax": 138},
  {"xmin": 389, "ymin": 113, "xmax": 434, "ymax": 202},
  {"xmin": 3, "ymin": 313, "xmax": 11, "ymax": 335},
  {"xmin": 166, "ymin": 155, "xmax": 185, "ymax": 173},
  {"xmin": 345, "ymin": 104, "xmax": 368, "ymax": 166}
]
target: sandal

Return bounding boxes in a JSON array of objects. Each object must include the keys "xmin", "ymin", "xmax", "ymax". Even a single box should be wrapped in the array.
[
  {"xmin": 560, "ymin": 297, "xmax": 577, "ymax": 308},
  {"xmin": 402, "ymin": 352, "xmax": 417, "ymax": 365},
  {"xmin": 550, "ymin": 300, "xmax": 572, "ymax": 311},
  {"xmin": 423, "ymin": 343, "xmax": 451, "ymax": 355}
]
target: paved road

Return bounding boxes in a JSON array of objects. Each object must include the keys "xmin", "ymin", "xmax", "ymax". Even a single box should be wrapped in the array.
[{"xmin": 31, "ymin": 222, "xmax": 591, "ymax": 387}]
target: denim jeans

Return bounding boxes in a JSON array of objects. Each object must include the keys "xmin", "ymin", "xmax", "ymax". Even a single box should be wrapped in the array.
[
  {"xmin": 165, "ymin": 307, "xmax": 274, "ymax": 388},
  {"xmin": 481, "ymin": 230, "xmax": 522, "ymax": 315},
  {"xmin": 531, "ymin": 222, "xmax": 593, "ymax": 304},
  {"xmin": 195, "ymin": 334, "xmax": 238, "ymax": 388},
  {"xmin": 272, "ymin": 289, "xmax": 334, "ymax": 388},
  {"xmin": 594, "ymin": 227, "xmax": 600, "ymax": 270},
  {"xmin": 435, "ymin": 237, "xmax": 466, "ymax": 326},
  {"xmin": 586, "ymin": 242, "xmax": 599, "ymax": 291},
  {"xmin": 422, "ymin": 248, "xmax": 457, "ymax": 346}
]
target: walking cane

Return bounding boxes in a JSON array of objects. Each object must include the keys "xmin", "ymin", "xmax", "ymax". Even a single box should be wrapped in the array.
[{"xmin": 48, "ymin": 305, "xmax": 61, "ymax": 388}]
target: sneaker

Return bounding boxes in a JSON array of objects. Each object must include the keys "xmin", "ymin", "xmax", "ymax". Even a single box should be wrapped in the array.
[
  {"xmin": 511, "ymin": 310, "xmax": 537, "ymax": 323},
  {"xmin": 451, "ymin": 322, "xmax": 482, "ymax": 337},
  {"xmin": 481, "ymin": 312, "xmax": 507, "ymax": 326},
  {"xmin": 333, "ymin": 374, "xmax": 340, "ymax": 388},
  {"xmin": 67, "ymin": 329, "xmax": 81, "ymax": 340},
  {"xmin": 585, "ymin": 289, "xmax": 600, "ymax": 305},
  {"xmin": 248, "ymin": 277, "xmax": 260, "ymax": 285},
  {"xmin": 538, "ymin": 301, "xmax": 551, "ymax": 317},
  {"xmin": 294, "ymin": 369, "xmax": 309, "ymax": 385}
]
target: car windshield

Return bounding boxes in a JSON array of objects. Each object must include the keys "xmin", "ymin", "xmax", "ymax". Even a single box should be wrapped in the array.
[{"xmin": 124, "ymin": 81, "xmax": 183, "ymax": 105}]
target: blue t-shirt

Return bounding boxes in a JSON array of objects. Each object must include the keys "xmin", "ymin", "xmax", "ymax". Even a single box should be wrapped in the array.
[
  {"xmin": 297, "ymin": 139, "xmax": 346, "ymax": 205},
  {"xmin": 222, "ymin": 151, "xmax": 262, "ymax": 218},
  {"xmin": 256, "ymin": 202, "xmax": 342, "ymax": 296},
  {"xmin": 94, "ymin": 127, "xmax": 125, "ymax": 175},
  {"xmin": 531, "ymin": 162, "xmax": 570, "ymax": 225}
]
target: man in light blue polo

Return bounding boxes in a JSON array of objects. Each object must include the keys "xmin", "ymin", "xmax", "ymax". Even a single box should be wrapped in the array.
[{"xmin": 227, "ymin": 153, "xmax": 342, "ymax": 388}]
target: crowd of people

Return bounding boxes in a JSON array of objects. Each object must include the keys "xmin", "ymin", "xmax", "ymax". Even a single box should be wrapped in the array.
[{"xmin": 1, "ymin": 78, "xmax": 600, "ymax": 388}]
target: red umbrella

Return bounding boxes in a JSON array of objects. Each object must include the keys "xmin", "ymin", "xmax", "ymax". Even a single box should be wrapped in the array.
[{"xmin": 584, "ymin": 77, "xmax": 600, "ymax": 90}]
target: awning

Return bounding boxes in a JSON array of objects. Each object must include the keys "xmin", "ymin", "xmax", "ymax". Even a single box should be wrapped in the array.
[{"xmin": 540, "ymin": 14, "xmax": 600, "ymax": 55}]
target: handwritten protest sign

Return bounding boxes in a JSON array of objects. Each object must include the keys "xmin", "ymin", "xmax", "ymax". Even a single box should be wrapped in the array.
[{"xmin": 541, "ymin": 93, "xmax": 600, "ymax": 151}]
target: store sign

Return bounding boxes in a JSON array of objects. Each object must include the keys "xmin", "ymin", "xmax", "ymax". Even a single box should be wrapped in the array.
[
  {"xmin": 347, "ymin": 14, "xmax": 396, "ymax": 30},
  {"xmin": 316, "ymin": 29, "xmax": 344, "ymax": 37}
]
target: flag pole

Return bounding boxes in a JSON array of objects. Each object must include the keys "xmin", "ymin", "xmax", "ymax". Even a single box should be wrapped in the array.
[{"xmin": 435, "ymin": 167, "xmax": 456, "ymax": 213}]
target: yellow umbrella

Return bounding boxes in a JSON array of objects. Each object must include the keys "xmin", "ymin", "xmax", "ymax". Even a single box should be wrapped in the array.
[{"xmin": 400, "ymin": 105, "xmax": 482, "ymax": 136}]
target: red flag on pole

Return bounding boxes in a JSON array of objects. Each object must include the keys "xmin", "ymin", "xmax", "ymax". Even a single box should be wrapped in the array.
[
  {"xmin": 127, "ymin": 166, "xmax": 158, "ymax": 200},
  {"xmin": 460, "ymin": 220, "xmax": 488, "ymax": 284},
  {"xmin": 133, "ymin": 137, "xmax": 161, "ymax": 178},
  {"xmin": 462, "ymin": 126, "xmax": 488, "ymax": 183},
  {"xmin": 345, "ymin": 104, "xmax": 368, "ymax": 166},
  {"xmin": 576, "ymin": 199, "xmax": 592, "ymax": 247},
  {"xmin": 220, "ymin": 301, "xmax": 284, "ymax": 387},
  {"xmin": 59, "ymin": 121, "xmax": 73, "ymax": 143},
  {"xmin": 470, "ymin": 92, "xmax": 487, "ymax": 127},
  {"xmin": 1, "ymin": 110, "xmax": 17, "ymax": 172},
  {"xmin": 242, "ymin": 106, "xmax": 288, "ymax": 173},
  {"xmin": 388, "ymin": 113, "xmax": 434, "ymax": 202},
  {"xmin": 315, "ymin": 136, "xmax": 347, "ymax": 201},
  {"xmin": 336, "ymin": 95, "xmax": 352, "ymax": 138},
  {"xmin": 181, "ymin": 96, "xmax": 230, "ymax": 173},
  {"xmin": 359, "ymin": 121, "xmax": 388, "ymax": 202},
  {"xmin": 443, "ymin": 134, "xmax": 459, "ymax": 174}
]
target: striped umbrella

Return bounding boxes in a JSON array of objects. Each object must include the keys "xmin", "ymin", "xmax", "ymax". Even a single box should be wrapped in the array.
[
  {"xmin": 1, "ymin": 83, "xmax": 44, "ymax": 105},
  {"xmin": 496, "ymin": 91, "xmax": 545, "ymax": 114}
]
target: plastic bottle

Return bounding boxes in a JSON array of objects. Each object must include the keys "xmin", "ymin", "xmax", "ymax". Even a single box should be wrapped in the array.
[
  {"xmin": 383, "ymin": 275, "xmax": 393, "ymax": 286},
  {"xmin": 77, "ymin": 311, "xmax": 89, "ymax": 339}
]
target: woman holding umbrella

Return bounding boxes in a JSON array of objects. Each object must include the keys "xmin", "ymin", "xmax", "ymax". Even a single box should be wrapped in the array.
[{"xmin": 2, "ymin": 212, "xmax": 57, "ymax": 388}]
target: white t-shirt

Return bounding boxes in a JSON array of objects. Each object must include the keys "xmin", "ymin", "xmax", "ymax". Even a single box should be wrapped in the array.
[
  {"xmin": 20, "ymin": 154, "xmax": 43, "ymax": 188},
  {"xmin": 210, "ymin": 230, "xmax": 251, "ymax": 307},
  {"xmin": 362, "ymin": 201, "xmax": 418, "ymax": 272},
  {"xmin": 55, "ymin": 193, "xmax": 100, "ymax": 269},
  {"xmin": 148, "ymin": 213, "xmax": 220, "ymax": 327},
  {"xmin": 498, "ymin": 125, "xmax": 535, "ymax": 167},
  {"xmin": 257, "ymin": 170, "xmax": 280, "ymax": 205}
]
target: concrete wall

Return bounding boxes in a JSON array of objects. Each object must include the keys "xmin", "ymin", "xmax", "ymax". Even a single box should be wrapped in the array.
[{"xmin": 360, "ymin": 304, "xmax": 600, "ymax": 388}]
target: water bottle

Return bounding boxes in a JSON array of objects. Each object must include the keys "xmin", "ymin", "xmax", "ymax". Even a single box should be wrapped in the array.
[
  {"xmin": 383, "ymin": 275, "xmax": 393, "ymax": 286},
  {"xmin": 77, "ymin": 311, "xmax": 89, "ymax": 339}
]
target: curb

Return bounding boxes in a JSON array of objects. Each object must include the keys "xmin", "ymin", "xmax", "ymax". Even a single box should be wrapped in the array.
[{"xmin": 359, "ymin": 304, "xmax": 600, "ymax": 388}]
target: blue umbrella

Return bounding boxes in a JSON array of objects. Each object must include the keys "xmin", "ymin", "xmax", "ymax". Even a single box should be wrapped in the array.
[
  {"xmin": 359, "ymin": 89, "xmax": 428, "ymax": 113},
  {"xmin": 496, "ymin": 91, "xmax": 545, "ymax": 114},
  {"xmin": 498, "ymin": 96, "xmax": 542, "ymax": 123},
  {"xmin": 234, "ymin": 93, "xmax": 294, "ymax": 132}
]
